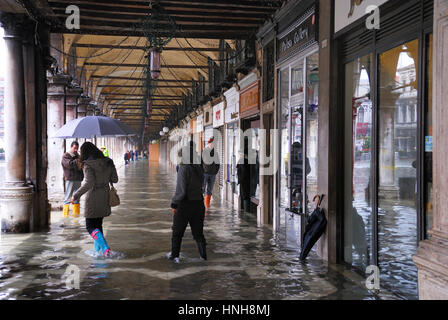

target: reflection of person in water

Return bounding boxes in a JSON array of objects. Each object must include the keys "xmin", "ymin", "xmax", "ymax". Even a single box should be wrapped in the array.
[
  {"xmin": 291, "ymin": 142, "xmax": 311, "ymax": 213},
  {"xmin": 351, "ymin": 205, "xmax": 370, "ymax": 267}
]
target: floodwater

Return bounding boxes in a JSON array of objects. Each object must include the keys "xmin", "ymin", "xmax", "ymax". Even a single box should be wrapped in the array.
[{"xmin": 0, "ymin": 160, "xmax": 401, "ymax": 300}]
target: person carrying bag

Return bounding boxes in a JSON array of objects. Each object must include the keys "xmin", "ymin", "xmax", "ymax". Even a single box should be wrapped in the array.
[{"xmin": 71, "ymin": 142, "xmax": 119, "ymax": 257}]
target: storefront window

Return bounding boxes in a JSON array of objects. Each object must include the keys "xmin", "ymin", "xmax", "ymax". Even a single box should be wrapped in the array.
[
  {"xmin": 344, "ymin": 54, "xmax": 374, "ymax": 270},
  {"xmin": 290, "ymin": 61, "xmax": 304, "ymax": 213},
  {"xmin": 250, "ymin": 126, "xmax": 260, "ymax": 200},
  {"xmin": 425, "ymin": 34, "xmax": 433, "ymax": 237},
  {"xmin": 232, "ymin": 125, "xmax": 240, "ymax": 194},
  {"xmin": 378, "ymin": 39, "xmax": 419, "ymax": 297},
  {"xmin": 305, "ymin": 53, "xmax": 319, "ymax": 214},
  {"xmin": 280, "ymin": 68, "xmax": 290, "ymax": 209},
  {"xmin": 291, "ymin": 63, "xmax": 304, "ymax": 97}
]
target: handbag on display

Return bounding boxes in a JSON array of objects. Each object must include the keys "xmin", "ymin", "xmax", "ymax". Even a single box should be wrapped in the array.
[{"xmin": 109, "ymin": 183, "xmax": 120, "ymax": 207}]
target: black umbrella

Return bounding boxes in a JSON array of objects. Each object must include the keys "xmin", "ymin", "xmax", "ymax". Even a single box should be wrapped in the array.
[{"xmin": 300, "ymin": 194, "xmax": 327, "ymax": 261}]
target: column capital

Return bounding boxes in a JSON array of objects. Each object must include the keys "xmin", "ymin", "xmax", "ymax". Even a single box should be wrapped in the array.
[
  {"xmin": 77, "ymin": 95, "xmax": 91, "ymax": 117},
  {"xmin": 47, "ymin": 73, "xmax": 71, "ymax": 98},
  {"xmin": 66, "ymin": 85, "xmax": 83, "ymax": 105},
  {"xmin": 0, "ymin": 13, "xmax": 29, "ymax": 39}
]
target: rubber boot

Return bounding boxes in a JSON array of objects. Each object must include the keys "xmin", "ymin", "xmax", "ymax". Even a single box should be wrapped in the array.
[
  {"xmin": 63, "ymin": 205, "xmax": 70, "ymax": 218},
  {"xmin": 94, "ymin": 240, "xmax": 101, "ymax": 253},
  {"xmin": 72, "ymin": 203, "xmax": 80, "ymax": 217},
  {"xmin": 91, "ymin": 229, "xmax": 111, "ymax": 257},
  {"xmin": 204, "ymin": 195, "xmax": 211, "ymax": 212},
  {"xmin": 196, "ymin": 241, "xmax": 207, "ymax": 260}
]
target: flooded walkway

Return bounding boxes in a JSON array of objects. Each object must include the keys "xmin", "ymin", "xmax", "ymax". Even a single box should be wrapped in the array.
[{"xmin": 0, "ymin": 160, "xmax": 396, "ymax": 300}]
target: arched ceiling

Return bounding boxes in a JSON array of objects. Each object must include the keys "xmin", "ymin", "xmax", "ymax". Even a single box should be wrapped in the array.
[{"xmin": 15, "ymin": 0, "xmax": 286, "ymax": 134}]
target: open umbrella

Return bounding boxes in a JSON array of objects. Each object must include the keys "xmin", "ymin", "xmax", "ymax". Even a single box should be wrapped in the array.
[
  {"xmin": 300, "ymin": 194, "xmax": 327, "ymax": 261},
  {"xmin": 53, "ymin": 116, "xmax": 137, "ymax": 139}
]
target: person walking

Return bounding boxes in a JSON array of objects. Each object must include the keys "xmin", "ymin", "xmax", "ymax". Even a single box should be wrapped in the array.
[
  {"xmin": 135, "ymin": 150, "xmax": 139, "ymax": 161},
  {"xmin": 130, "ymin": 150, "xmax": 135, "ymax": 161},
  {"xmin": 124, "ymin": 151, "xmax": 130, "ymax": 165},
  {"xmin": 71, "ymin": 142, "xmax": 118, "ymax": 257},
  {"xmin": 168, "ymin": 141, "xmax": 207, "ymax": 263},
  {"xmin": 61, "ymin": 141, "xmax": 84, "ymax": 218},
  {"xmin": 100, "ymin": 146, "xmax": 109, "ymax": 158},
  {"xmin": 202, "ymin": 137, "xmax": 220, "ymax": 212}
]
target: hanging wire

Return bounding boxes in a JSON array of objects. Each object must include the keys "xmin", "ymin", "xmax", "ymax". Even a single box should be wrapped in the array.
[
  {"xmin": 47, "ymin": 35, "xmax": 134, "ymax": 60},
  {"xmin": 183, "ymin": 37, "xmax": 252, "ymax": 63}
]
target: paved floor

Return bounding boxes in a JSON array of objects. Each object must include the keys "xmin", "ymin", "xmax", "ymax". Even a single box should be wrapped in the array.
[{"xmin": 0, "ymin": 160, "xmax": 399, "ymax": 300}]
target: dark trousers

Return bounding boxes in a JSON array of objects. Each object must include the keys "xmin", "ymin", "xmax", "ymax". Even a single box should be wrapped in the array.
[
  {"xmin": 171, "ymin": 200, "xmax": 206, "ymax": 258},
  {"xmin": 86, "ymin": 218, "xmax": 104, "ymax": 235}
]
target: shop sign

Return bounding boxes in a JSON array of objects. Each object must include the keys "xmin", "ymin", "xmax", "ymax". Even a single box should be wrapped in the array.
[
  {"xmin": 335, "ymin": 0, "xmax": 389, "ymax": 33},
  {"xmin": 196, "ymin": 114, "xmax": 204, "ymax": 133},
  {"xmin": 204, "ymin": 126, "xmax": 214, "ymax": 147},
  {"xmin": 213, "ymin": 102, "xmax": 225, "ymax": 128},
  {"xmin": 277, "ymin": 8, "xmax": 317, "ymax": 61},
  {"xmin": 204, "ymin": 107, "xmax": 213, "ymax": 127},
  {"xmin": 240, "ymin": 81, "xmax": 260, "ymax": 118},
  {"xmin": 225, "ymin": 88, "xmax": 240, "ymax": 123}
]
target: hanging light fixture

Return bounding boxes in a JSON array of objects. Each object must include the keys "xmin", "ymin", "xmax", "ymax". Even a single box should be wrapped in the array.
[
  {"xmin": 159, "ymin": 131, "xmax": 165, "ymax": 136},
  {"xmin": 143, "ymin": 1, "xmax": 177, "ymax": 80},
  {"xmin": 163, "ymin": 127, "xmax": 169, "ymax": 133},
  {"xmin": 149, "ymin": 49, "xmax": 161, "ymax": 79}
]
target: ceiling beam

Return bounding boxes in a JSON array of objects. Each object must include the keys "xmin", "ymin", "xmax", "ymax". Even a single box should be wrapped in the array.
[
  {"xmin": 85, "ymin": 62, "xmax": 208, "ymax": 68},
  {"xmin": 91, "ymin": 75, "xmax": 207, "ymax": 82},
  {"xmin": 48, "ymin": 0, "xmax": 280, "ymax": 13},
  {"xmin": 50, "ymin": 9, "xmax": 263, "ymax": 26},
  {"xmin": 97, "ymin": 85, "xmax": 192, "ymax": 88},
  {"xmin": 50, "ymin": 27, "xmax": 253, "ymax": 39}
]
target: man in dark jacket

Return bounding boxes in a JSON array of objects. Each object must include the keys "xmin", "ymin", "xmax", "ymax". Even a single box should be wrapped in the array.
[
  {"xmin": 124, "ymin": 151, "xmax": 130, "ymax": 165},
  {"xmin": 61, "ymin": 141, "xmax": 84, "ymax": 217},
  {"xmin": 202, "ymin": 137, "xmax": 220, "ymax": 212},
  {"xmin": 168, "ymin": 141, "xmax": 206, "ymax": 263}
]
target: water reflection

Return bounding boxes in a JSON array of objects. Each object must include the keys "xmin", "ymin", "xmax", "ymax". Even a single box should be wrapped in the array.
[{"xmin": 0, "ymin": 161, "xmax": 398, "ymax": 300}]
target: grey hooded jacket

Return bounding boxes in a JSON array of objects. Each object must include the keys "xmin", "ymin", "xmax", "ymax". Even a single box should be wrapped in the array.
[
  {"xmin": 73, "ymin": 157, "xmax": 118, "ymax": 218},
  {"xmin": 171, "ymin": 164, "xmax": 204, "ymax": 209}
]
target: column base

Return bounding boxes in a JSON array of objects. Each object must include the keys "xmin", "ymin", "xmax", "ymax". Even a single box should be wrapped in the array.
[
  {"xmin": 0, "ymin": 185, "xmax": 34, "ymax": 233},
  {"xmin": 413, "ymin": 231, "xmax": 448, "ymax": 300},
  {"xmin": 378, "ymin": 185, "xmax": 399, "ymax": 200}
]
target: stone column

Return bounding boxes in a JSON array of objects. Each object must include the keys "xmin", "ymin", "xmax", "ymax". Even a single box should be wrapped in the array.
[
  {"xmin": 65, "ymin": 84, "xmax": 82, "ymax": 151},
  {"xmin": 413, "ymin": 0, "xmax": 448, "ymax": 300},
  {"xmin": 0, "ymin": 13, "xmax": 34, "ymax": 233},
  {"xmin": 47, "ymin": 73, "xmax": 71, "ymax": 210},
  {"xmin": 316, "ymin": 0, "xmax": 341, "ymax": 263}
]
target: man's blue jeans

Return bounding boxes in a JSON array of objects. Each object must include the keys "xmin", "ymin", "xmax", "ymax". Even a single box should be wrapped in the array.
[{"xmin": 203, "ymin": 173, "xmax": 217, "ymax": 196}]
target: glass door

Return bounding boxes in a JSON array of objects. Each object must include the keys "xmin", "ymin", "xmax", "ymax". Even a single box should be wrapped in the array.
[
  {"xmin": 290, "ymin": 61, "xmax": 305, "ymax": 214},
  {"xmin": 305, "ymin": 53, "xmax": 319, "ymax": 215},
  {"xmin": 378, "ymin": 39, "xmax": 419, "ymax": 297},
  {"xmin": 343, "ymin": 36, "xmax": 432, "ymax": 299},
  {"xmin": 277, "ymin": 51, "xmax": 319, "ymax": 243},
  {"xmin": 344, "ymin": 54, "xmax": 374, "ymax": 270}
]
